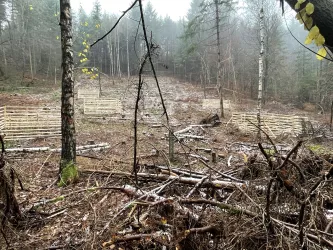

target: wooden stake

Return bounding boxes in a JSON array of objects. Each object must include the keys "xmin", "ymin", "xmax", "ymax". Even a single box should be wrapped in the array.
[
  {"xmin": 212, "ymin": 151, "xmax": 217, "ymax": 163},
  {"xmin": 330, "ymin": 101, "xmax": 333, "ymax": 131},
  {"xmin": 169, "ymin": 130, "xmax": 174, "ymax": 162}
]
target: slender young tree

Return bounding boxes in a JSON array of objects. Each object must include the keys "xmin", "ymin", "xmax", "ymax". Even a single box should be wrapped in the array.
[
  {"xmin": 257, "ymin": 7, "xmax": 264, "ymax": 139},
  {"xmin": 126, "ymin": 17, "xmax": 130, "ymax": 79},
  {"xmin": 215, "ymin": 0, "xmax": 224, "ymax": 118},
  {"xmin": 59, "ymin": 0, "xmax": 78, "ymax": 186}
]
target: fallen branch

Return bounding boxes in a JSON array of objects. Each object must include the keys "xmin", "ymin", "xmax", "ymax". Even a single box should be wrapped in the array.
[
  {"xmin": 196, "ymin": 147, "xmax": 212, "ymax": 153},
  {"xmin": 146, "ymin": 165, "xmax": 206, "ymax": 179},
  {"xmin": 30, "ymin": 185, "xmax": 137, "ymax": 209},
  {"xmin": 180, "ymin": 198, "xmax": 257, "ymax": 217},
  {"xmin": 325, "ymin": 219, "xmax": 333, "ymax": 233},
  {"xmin": 186, "ymin": 176, "xmax": 208, "ymax": 198},
  {"xmin": 189, "ymin": 154, "xmax": 209, "ymax": 162},
  {"xmin": 80, "ymin": 169, "xmax": 244, "ymax": 189},
  {"xmin": 102, "ymin": 231, "xmax": 169, "ymax": 247},
  {"xmin": 198, "ymin": 158, "xmax": 244, "ymax": 183},
  {"xmin": 178, "ymin": 134, "xmax": 206, "ymax": 140},
  {"xmin": 174, "ymin": 125, "xmax": 208, "ymax": 135}
]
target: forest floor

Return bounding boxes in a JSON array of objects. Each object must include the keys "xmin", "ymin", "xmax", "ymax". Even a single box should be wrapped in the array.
[{"xmin": 1, "ymin": 76, "xmax": 333, "ymax": 249}]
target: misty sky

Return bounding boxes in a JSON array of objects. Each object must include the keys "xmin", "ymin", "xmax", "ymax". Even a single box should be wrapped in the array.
[{"xmin": 71, "ymin": 0, "xmax": 192, "ymax": 20}]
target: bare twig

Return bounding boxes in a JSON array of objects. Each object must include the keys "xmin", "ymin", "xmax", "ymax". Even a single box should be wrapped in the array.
[
  {"xmin": 90, "ymin": 0, "xmax": 138, "ymax": 47},
  {"xmin": 325, "ymin": 219, "xmax": 333, "ymax": 233},
  {"xmin": 280, "ymin": 156, "xmax": 305, "ymax": 183},
  {"xmin": 186, "ymin": 176, "xmax": 208, "ymax": 198},
  {"xmin": 248, "ymin": 120, "xmax": 278, "ymax": 154},
  {"xmin": 198, "ymin": 158, "xmax": 244, "ymax": 183},
  {"xmin": 133, "ymin": 48, "xmax": 150, "ymax": 185},
  {"xmin": 138, "ymin": 0, "xmax": 169, "ymax": 122},
  {"xmin": 180, "ymin": 198, "xmax": 333, "ymax": 248},
  {"xmin": 278, "ymin": 141, "xmax": 303, "ymax": 170},
  {"xmin": 258, "ymin": 142, "xmax": 273, "ymax": 169}
]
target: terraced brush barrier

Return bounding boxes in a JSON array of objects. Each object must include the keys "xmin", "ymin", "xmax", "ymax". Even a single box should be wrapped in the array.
[
  {"xmin": 0, "ymin": 107, "xmax": 4, "ymax": 131},
  {"xmin": 77, "ymin": 88, "xmax": 100, "ymax": 99},
  {"xmin": 229, "ymin": 112, "xmax": 309, "ymax": 137},
  {"xmin": 202, "ymin": 99, "xmax": 231, "ymax": 111},
  {"xmin": 0, "ymin": 106, "xmax": 61, "ymax": 140},
  {"xmin": 83, "ymin": 98, "xmax": 123, "ymax": 116}
]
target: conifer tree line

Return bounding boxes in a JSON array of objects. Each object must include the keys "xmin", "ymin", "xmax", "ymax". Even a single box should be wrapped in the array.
[{"xmin": 0, "ymin": 0, "xmax": 332, "ymax": 109}]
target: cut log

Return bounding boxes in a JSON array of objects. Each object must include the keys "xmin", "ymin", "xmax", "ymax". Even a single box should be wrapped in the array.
[
  {"xmin": 6, "ymin": 147, "xmax": 50, "ymax": 153},
  {"xmin": 5, "ymin": 143, "xmax": 110, "ymax": 153}
]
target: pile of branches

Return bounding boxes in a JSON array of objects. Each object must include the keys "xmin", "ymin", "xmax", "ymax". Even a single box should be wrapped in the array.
[{"xmin": 80, "ymin": 139, "xmax": 333, "ymax": 249}]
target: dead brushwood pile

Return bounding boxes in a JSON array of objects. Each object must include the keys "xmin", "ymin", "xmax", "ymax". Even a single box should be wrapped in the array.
[
  {"xmin": 1, "ymin": 136, "xmax": 333, "ymax": 249},
  {"xmin": 1, "ymin": 75, "xmax": 333, "ymax": 249},
  {"xmin": 73, "ymin": 139, "xmax": 333, "ymax": 249}
]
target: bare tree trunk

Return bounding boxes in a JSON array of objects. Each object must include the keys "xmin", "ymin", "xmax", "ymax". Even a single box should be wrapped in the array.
[
  {"xmin": 47, "ymin": 44, "xmax": 51, "ymax": 78},
  {"xmin": 59, "ymin": 0, "xmax": 78, "ymax": 186},
  {"xmin": 257, "ymin": 7, "xmax": 265, "ymax": 140},
  {"xmin": 117, "ymin": 26, "xmax": 121, "ymax": 78},
  {"xmin": 200, "ymin": 54, "xmax": 207, "ymax": 98},
  {"xmin": 215, "ymin": 0, "xmax": 224, "ymax": 118},
  {"xmin": 114, "ymin": 32, "xmax": 117, "ymax": 77},
  {"xmin": 263, "ymin": 42, "xmax": 268, "ymax": 104},
  {"xmin": 33, "ymin": 39, "xmax": 36, "ymax": 76},
  {"xmin": 126, "ymin": 17, "xmax": 130, "ymax": 79},
  {"xmin": 107, "ymin": 36, "xmax": 113, "ymax": 77},
  {"xmin": 2, "ymin": 46, "xmax": 7, "ymax": 76},
  {"xmin": 100, "ymin": 47, "xmax": 103, "ymax": 73},
  {"xmin": 29, "ymin": 44, "xmax": 33, "ymax": 80},
  {"xmin": 54, "ymin": 66, "xmax": 57, "ymax": 85}
]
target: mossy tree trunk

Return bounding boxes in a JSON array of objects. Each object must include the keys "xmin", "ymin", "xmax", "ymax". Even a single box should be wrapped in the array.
[
  {"xmin": 0, "ymin": 135, "xmax": 21, "ymax": 225},
  {"xmin": 59, "ymin": 0, "xmax": 78, "ymax": 186}
]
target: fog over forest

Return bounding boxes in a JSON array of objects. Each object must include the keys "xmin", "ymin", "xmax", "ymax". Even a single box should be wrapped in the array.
[{"xmin": 0, "ymin": 0, "xmax": 330, "ymax": 108}]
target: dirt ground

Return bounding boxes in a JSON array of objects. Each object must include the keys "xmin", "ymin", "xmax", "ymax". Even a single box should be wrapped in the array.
[{"xmin": 0, "ymin": 76, "xmax": 332, "ymax": 249}]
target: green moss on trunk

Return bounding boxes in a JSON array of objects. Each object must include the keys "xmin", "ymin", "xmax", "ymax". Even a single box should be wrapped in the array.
[{"xmin": 58, "ymin": 161, "xmax": 78, "ymax": 187}]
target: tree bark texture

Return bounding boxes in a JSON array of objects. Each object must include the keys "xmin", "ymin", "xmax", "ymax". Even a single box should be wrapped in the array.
[
  {"xmin": 257, "ymin": 7, "xmax": 264, "ymax": 139},
  {"xmin": 285, "ymin": 0, "xmax": 333, "ymax": 53},
  {"xmin": 59, "ymin": 0, "xmax": 76, "ymax": 170}
]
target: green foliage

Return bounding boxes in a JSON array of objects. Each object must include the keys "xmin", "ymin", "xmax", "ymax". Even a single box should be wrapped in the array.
[
  {"xmin": 4, "ymin": 140, "xmax": 16, "ymax": 149},
  {"xmin": 77, "ymin": 22, "xmax": 99, "ymax": 80},
  {"xmin": 295, "ymin": 0, "xmax": 327, "ymax": 60},
  {"xmin": 58, "ymin": 161, "xmax": 79, "ymax": 187},
  {"xmin": 307, "ymin": 144, "xmax": 331, "ymax": 155},
  {"xmin": 305, "ymin": 3, "xmax": 314, "ymax": 15},
  {"xmin": 264, "ymin": 149, "xmax": 275, "ymax": 156},
  {"xmin": 316, "ymin": 47, "xmax": 327, "ymax": 60},
  {"xmin": 52, "ymin": 195, "xmax": 65, "ymax": 202}
]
